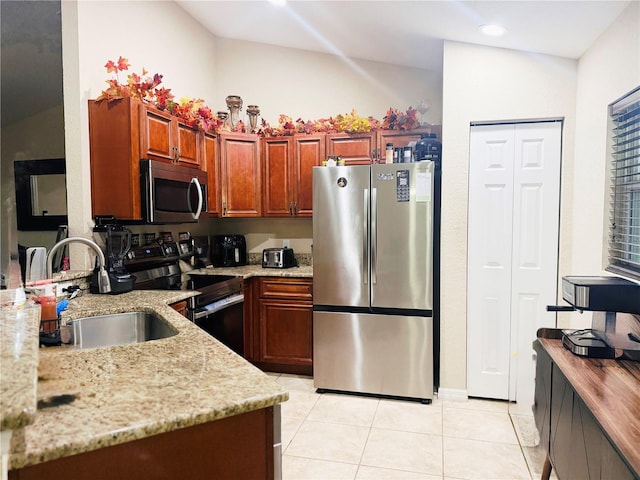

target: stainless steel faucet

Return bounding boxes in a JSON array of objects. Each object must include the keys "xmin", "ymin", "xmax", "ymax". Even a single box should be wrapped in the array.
[{"xmin": 46, "ymin": 237, "xmax": 111, "ymax": 294}]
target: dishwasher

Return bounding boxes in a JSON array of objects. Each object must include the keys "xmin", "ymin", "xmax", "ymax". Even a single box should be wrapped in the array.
[{"xmin": 187, "ymin": 275, "xmax": 245, "ymax": 356}]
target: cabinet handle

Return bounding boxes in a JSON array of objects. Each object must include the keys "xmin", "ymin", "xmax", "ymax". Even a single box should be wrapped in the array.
[
  {"xmin": 222, "ymin": 202, "xmax": 227, "ymax": 216},
  {"xmin": 293, "ymin": 202, "xmax": 298, "ymax": 215}
]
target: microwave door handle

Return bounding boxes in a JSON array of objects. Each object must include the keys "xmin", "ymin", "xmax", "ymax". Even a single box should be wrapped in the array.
[{"xmin": 189, "ymin": 177, "xmax": 203, "ymax": 220}]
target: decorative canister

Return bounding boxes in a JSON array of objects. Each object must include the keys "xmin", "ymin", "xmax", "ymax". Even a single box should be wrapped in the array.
[
  {"xmin": 246, "ymin": 105, "xmax": 260, "ymax": 131},
  {"xmin": 216, "ymin": 111, "xmax": 229, "ymax": 122},
  {"xmin": 225, "ymin": 95, "xmax": 243, "ymax": 126}
]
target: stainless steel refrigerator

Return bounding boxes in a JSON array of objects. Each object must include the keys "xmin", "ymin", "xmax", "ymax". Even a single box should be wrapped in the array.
[{"xmin": 312, "ymin": 162, "xmax": 438, "ymax": 402}]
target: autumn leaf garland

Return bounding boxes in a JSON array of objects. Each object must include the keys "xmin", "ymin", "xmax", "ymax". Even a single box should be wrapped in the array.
[{"xmin": 97, "ymin": 57, "xmax": 422, "ymax": 135}]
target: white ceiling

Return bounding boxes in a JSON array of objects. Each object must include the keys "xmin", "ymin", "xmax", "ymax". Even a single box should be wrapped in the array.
[
  {"xmin": 0, "ymin": 1, "xmax": 632, "ymax": 127},
  {"xmin": 177, "ymin": 0, "xmax": 632, "ymax": 72}
]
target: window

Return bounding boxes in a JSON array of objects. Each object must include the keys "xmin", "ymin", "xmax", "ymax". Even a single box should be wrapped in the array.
[{"xmin": 608, "ymin": 85, "xmax": 640, "ymax": 279}]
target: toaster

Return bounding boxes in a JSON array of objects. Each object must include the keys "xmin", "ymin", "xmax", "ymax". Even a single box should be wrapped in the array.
[{"xmin": 262, "ymin": 247, "xmax": 297, "ymax": 269}]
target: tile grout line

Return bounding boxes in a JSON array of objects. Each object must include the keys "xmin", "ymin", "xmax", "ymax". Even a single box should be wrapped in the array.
[
  {"xmin": 351, "ymin": 395, "xmax": 379, "ymax": 478},
  {"xmin": 508, "ymin": 413, "xmax": 536, "ymax": 480}
]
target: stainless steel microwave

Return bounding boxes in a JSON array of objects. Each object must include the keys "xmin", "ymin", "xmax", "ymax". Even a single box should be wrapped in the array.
[{"xmin": 140, "ymin": 159, "xmax": 207, "ymax": 224}]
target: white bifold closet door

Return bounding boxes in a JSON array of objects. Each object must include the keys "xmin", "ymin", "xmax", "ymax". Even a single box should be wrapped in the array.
[{"xmin": 467, "ymin": 121, "xmax": 561, "ymax": 410}]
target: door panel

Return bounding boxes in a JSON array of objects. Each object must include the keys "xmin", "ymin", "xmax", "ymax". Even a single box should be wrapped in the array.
[
  {"xmin": 467, "ymin": 121, "xmax": 561, "ymax": 403},
  {"xmin": 312, "ymin": 166, "xmax": 370, "ymax": 307},
  {"xmin": 467, "ymin": 127, "xmax": 515, "ymax": 400},
  {"xmin": 313, "ymin": 311, "xmax": 433, "ymax": 399},
  {"xmin": 510, "ymin": 122, "xmax": 561, "ymax": 411},
  {"xmin": 371, "ymin": 163, "xmax": 433, "ymax": 311}
]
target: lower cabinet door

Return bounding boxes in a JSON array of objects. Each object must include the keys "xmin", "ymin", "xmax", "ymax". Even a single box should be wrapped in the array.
[{"xmin": 258, "ymin": 299, "xmax": 313, "ymax": 369}]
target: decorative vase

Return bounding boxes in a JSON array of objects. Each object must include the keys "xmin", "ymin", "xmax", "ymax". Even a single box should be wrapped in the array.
[
  {"xmin": 216, "ymin": 111, "xmax": 229, "ymax": 127},
  {"xmin": 246, "ymin": 105, "xmax": 260, "ymax": 131},
  {"xmin": 225, "ymin": 95, "xmax": 243, "ymax": 127}
]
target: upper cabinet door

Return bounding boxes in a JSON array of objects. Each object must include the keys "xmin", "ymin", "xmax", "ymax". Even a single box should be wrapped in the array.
[
  {"xmin": 220, "ymin": 132, "xmax": 261, "ymax": 217},
  {"xmin": 140, "ymin": 104, "xmax": 202, "ymax": 168},
  {"xmin": 326, "ymin": 132, "xmax": 376, "ymax": 165},
  {"xmin": 203, "ymin": 132, "xmax": 221, "ymax": 217},
  {"xmin": 262, "ymin": 137, "xmax": 294, "ymax": 217},
  {"xmin": 261, "ymin": 134, "xmax": 324, "ymax": 217},
  {"xmin": 176, "ymin": 121, "xmax": 201, "ymax": 167},
  {"xmin": 140, "ymin": 106, "xmax": 174, "ymax": 162},
  {"xmin": 294, "ymin": 134, "xmax": 325, "ymax": 216}
]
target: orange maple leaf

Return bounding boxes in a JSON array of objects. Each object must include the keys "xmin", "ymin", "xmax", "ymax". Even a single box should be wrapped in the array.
[
  {"xmin": 117, "ymin": 56, "xmax": 129, "ymax": 71},
  {"xmin": 105, "ymin": 60, "xmax": 118, "ymax": 73}
]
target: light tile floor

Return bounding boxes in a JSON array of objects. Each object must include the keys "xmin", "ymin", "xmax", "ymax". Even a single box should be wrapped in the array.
[{"xmin": 271, "ymin": 373, "xmax": 558, "ymax": 480}]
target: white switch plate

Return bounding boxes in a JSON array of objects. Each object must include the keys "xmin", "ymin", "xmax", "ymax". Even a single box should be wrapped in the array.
[{"xmin": 283, "ymin": 239, "xmax": 290, "ymax": 248}]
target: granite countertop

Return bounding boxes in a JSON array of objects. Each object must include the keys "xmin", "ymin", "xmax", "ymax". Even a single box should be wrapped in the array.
[
  {"xmin": 3, "ymin": 288, "xmax": 290, "ymax": 471},
  {"xmin": 0, "ymin": 291, "xmax": 40, "ymax": 431},
  {"xmin": 188, "ymin": 263, "xmax": 313, "ymax": 278}
]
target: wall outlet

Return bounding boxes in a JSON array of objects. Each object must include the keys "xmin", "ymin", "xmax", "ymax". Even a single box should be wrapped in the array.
[
  {"xmin": 282, "ymin": 239, "xmax": 290, "ymax": 248},
  {"xmin": 56, "ymin": 281, "xmax": 73, "ymax": 297}
]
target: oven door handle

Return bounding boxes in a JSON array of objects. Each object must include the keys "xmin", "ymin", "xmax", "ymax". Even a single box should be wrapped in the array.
[{"xmin": 192, "ymin": 293, "xmax": 244, "ymax": 320}]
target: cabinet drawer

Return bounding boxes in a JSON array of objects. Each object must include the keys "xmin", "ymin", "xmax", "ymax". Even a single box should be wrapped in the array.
[{"xmin": 258, "ymin": 277, "xmax": 312, "ymax": 300}]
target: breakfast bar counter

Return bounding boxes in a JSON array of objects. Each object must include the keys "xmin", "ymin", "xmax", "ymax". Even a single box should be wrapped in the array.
[{"xmin": 2, "ymin": 288, "xmax": 288, "ymax": 476}]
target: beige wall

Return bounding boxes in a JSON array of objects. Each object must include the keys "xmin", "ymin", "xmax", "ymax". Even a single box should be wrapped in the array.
[
  {"xmin": 440, "ymin": 43, "xmax": 579, "ymax": 394},
  {"xmin": 61, "ymin": 1, "xmax": 444, "ymax": 264},
  {"xmin": 214, "ymin": 38, "xmax": 442, "ymax": 126},
  {"xmin": 563, "ymin": 1, "xmax": 640, "ymax": 329},
  {"xmin": 61, "ymin": 0, "xmax": 219, "ymax": 268},
  {"xmin": 438, "ymin": 1, "xmax": 639, "ymax": 394}
]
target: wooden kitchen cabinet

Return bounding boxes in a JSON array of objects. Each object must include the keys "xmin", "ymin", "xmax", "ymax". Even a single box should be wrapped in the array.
[
  {"xmin": 140, "ymin": 105, "xmax": 201, "ymax": 168},
  {"xmin": 326, "ymin": 132, "xmax": 377, "ymax": 165},
  {"xmin": 250, "ymin": 277, "xmax": 313, "ymax": 375},
  {"xmin": 169, "ymin": 300, "xmax": 188, "ymax": 317},
  {"xmin": 261, "ymin": 134, "xmax": 324, "ymax": 216},
  {"xmin": 377, "ymin": 125, "xmax": 442, "ymax": 151},
  {"xmin": 218, "ymin": 132, "xmax": 261, "ymax": 217},
  {"xmin": 88, "ymin": 98, "xmax": 204, "ymax": 221},
  {"xmin": 203, "ymin": 131, "xmax": 222, "ymax": 216},
  {"xmin": 9, "ymin": 407, "xmax": 275, "ymax": 480}
]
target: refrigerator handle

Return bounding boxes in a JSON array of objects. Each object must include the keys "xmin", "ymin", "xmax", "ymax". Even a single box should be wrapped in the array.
[
  {"xmin": 371, "ymin": 187, "xmax": 377, "ymax": 284},
  {"xmin": 363, "ymin": 188, "xmax": 369, "ymax": 285}
]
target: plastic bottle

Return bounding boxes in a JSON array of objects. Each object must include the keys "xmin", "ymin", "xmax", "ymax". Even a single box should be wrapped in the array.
[
  {"xmin": 385, "ymin": 143, "xmax": 393, "ymax": 164},
  {"xmin": 40, "ymin": 284, "xmax": 57, "ymax": 332},
  {"xmin": 403, "ymin": 146, "xmax": 413, "ymax": 163}
]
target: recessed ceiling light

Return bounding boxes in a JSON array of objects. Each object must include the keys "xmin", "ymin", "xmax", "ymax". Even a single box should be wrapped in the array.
[
  {"xmin": 267, "ymin": 0, "xmax": 287, "ymax": 6},
  {"xmin": 479, "ymin": 24, "xmax": 506, "ymax": 37}
]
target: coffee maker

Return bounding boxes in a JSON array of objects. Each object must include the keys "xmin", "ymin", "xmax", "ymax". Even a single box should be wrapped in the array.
[
  {"xmin": 549, "ymin": 276, "xmax": 640, "ymax": 360},
  {"xmin": 92, "ymin": 216, "xmax": 136, "ymax": 294},
  {"xmin": 211, "ymin": 235, "xmax": 247, "ymax": 267}
]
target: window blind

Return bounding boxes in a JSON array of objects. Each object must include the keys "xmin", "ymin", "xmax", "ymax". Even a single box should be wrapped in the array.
[{"xmin": 608, "ymin": 85, "xmax": 640, "ymax": 279}]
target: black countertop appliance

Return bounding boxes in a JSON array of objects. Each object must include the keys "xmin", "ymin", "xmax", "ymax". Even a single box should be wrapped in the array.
[{"xmin": 211, "ymin": 235, "xmax": 247, "ymax": 267}]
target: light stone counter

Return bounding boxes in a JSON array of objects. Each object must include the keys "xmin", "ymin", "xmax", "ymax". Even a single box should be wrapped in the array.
[
  {"xmin": 0, "ymin": 292, "xmax": 41, "ymax": 431},
  {"xmin": 188, "ymin": 263, "xmax": 313, "ymax": 278},
  {"xmin": 4, "ymin": 288, "xmax": 289, "ymax": 471}
]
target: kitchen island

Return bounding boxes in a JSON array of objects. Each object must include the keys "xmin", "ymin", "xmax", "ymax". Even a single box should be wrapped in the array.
[{"xmin": 2, "ymin": 288, "xmax": 288, "ymax": 479}]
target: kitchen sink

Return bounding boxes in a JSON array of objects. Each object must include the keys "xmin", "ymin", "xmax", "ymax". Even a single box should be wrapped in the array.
[{"xmin": 62, "ymin": 311, "xmax": 178, "ymax": 349}]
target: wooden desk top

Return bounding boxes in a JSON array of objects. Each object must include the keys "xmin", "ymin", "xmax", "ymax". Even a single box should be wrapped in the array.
[{"xmin": 538, "ymin": 334, "xmax": 640, "ymax": 476}]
